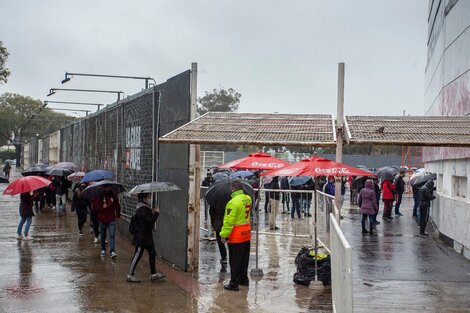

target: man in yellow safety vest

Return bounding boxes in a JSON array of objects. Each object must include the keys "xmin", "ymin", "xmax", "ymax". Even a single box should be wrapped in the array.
[{"xmin": 220, "ymin": 181, "xmax": 252, "ymax": 291}]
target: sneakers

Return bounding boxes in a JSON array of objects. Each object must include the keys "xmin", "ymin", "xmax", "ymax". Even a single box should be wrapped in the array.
[
  {"xmin": 127, "ymin": 275, "xmax": 141, "ymax": 283},
  {"xmin": 24, "ymin": 235, "xmax": 33, "ymax": 241},
  {"xmin": 100, "ymin": 250, "xmax": 106, "ymax": 257},
  {"xmin": 395, "ymin": 212, "xmax": 403, "ymax": 216},
  {"xmin": 16, "ymin": 235, "xmax": 23, "ymax": 240},
  {"xmin": 110, "ymin": 251, "xmax": 117, "ymax": 258},
  {"xmin": 150, "ymin": 272, "xmax": 166, "ymax": 280},
  {"xmin": 93, "ymin": 237, "xmax": 99, "ymax": 244}
]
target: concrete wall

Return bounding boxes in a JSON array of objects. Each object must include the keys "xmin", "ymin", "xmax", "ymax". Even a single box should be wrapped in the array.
[
  {"xmin": 23, "ymin": 143, "xmax": 30, "ymax": 168},
  {"xmin": 424, "ymin": 0, "xmax": 470, "ymax": 259}
]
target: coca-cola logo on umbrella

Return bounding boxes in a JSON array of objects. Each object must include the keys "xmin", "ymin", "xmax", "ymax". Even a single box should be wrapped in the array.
[
  {"xmin": 250, "ymin": 161, "xmax": 285, "ymax": 169},
  {"xmin": 314, "ymin": 167, "xmax": 350, "ymax": 175},
  {"xmin": 275, "ymin": 168, "xmax": 300, "ymax": 175}
]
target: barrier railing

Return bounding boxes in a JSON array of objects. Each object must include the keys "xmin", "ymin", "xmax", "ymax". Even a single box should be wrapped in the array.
[{"xmin": 329, "ymin": 212, "xmax": 353, "ymax": 313}]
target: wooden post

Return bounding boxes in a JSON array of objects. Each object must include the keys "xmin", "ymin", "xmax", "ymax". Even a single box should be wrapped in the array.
[
  {"xmin": 335, "ymin": 63, "xmax": 345, "ymax": 215},
  {"xmin": 187, "ymin": 62, "xmax": 201, "ymax": 271}
]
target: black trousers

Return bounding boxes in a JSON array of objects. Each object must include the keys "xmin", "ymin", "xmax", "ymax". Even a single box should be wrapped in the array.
[
  {"xmin": 128, "ymin": 245, "xmax": 157, "ymax": 276},
  {"xmin": 419, "ymin": 205, "xmax": 429, "ymax": 234},
  {"xmin": 228, "ymin": 241, "xmax": 250, "ymax": 286},
  {"xmin": 90, "ymin": 210, "xmax": 100, "ymax": 238},
  {"xmin": 216, "ymin": 231, "xmax": 227, "ymax": 260},
  {"xmin": 76, "ymin": 208, "xmax": 87, "ymax": 232}
]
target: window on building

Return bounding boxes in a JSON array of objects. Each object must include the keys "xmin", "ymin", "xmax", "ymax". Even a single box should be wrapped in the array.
[
  {"xmin": 452, "ymin": 176, "xmax": 467, "ymax": 198},
  {"xmin": 437, "ymin": 174, "xmax": 443, "ymax": 193}
]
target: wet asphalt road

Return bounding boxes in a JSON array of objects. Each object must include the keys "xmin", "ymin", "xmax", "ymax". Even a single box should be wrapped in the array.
[
  {"xmin": 342, "ymin": 196, "xmax": 470, "ymax": 312},
  {"xmin": 1, "ymin": 168, "xmax": 470, "ymax": 312}
]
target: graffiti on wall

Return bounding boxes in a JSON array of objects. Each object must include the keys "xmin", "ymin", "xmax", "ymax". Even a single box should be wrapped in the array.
[{"xmin": 125, "ymin": 126, "xmax": 141, "ymax": 170}]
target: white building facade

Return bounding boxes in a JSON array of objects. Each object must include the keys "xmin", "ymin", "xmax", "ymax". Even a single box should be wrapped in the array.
[{"xmin": 424, "ymin": 0, "xmax": 470, "ymax": 259}]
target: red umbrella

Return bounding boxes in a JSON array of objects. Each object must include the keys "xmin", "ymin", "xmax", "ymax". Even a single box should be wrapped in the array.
[
  {"xmin": 261, "ymin": 156, "xmax": 375, "ymax": 177},
  {"xmin": 3, "ymin": 176, "xmax": 51, "ymax": 196},
  {"xmin": 218, "ymin": 152, "xmax": 289, "ymax": 170}
]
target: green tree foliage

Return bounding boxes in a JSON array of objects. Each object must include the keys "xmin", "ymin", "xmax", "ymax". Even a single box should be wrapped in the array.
[
  {"xmin": 0, "ymin": 41, "xmax": 10, "ymax": 84},
  {"xmin": 197, "ymin": 88, "xmax": 241, "ymax": 152},
  {"xmin": 0, "ymin": 93, "xmax": 75, "ymax": 162},
  {"xmin": 197, "ymin": 88, "xmax": 241, "ymax": 115}
]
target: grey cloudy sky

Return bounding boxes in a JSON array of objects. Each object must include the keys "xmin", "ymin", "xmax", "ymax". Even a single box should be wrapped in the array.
[{"xmin": 0, "ymin": 0, "xmax": 428, "ymax": 117}]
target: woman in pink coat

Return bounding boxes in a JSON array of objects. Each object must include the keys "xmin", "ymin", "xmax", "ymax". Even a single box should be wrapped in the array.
[{"xmin": 358, "ymin": 179, "xmax": 378, "ymax": 235}]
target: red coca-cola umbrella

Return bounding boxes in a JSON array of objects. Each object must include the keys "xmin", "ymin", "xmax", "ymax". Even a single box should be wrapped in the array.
[
  {"xmin": 3, "ymin": 176, "xmax": 52, "ymax": 196},
  {"xmin": 218, "ymin": 152, "xmax": 289, "ymax": 171},
  {"xmin": 261, "ymin": 155, "xmax": 375, "ymax": 177}
]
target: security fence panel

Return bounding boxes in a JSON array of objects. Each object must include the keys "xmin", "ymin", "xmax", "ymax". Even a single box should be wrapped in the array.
[
  {"xmin": 60, "ymin": 125, "xmax": 73, "ymax": 162},
  {"xmin": 41, "ymin": 136, "xmax": 50, "ymax": 164},
  {"xmin": 155, "ymin": 70, "xmax": 191, "ymax": 271},
  {"xmin": 120, "ymin": 91, "xmax": 155, "ymax": 217},
  {"xmin": 72, "ymin": 120, "xmax": 86, "ymax": 168},
  {"xmin": 104, "ymin": 107, "xmax": 120, "ymax": 174},
  {"xmin": 330, "ymin": 213, "xmax": 353, "ymax": 313},
  {"xmin": 29, "ymin": 139, "xmax": 39, "ymax": 165},
  {"xmin": 85, "ymin": 116, "xmax": 98, "ymax": 170}
]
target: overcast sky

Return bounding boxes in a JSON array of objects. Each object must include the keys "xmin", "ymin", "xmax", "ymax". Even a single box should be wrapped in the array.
[{"xmin": 0, "ymin": 0, "xmax": 428, "ymax": 117}]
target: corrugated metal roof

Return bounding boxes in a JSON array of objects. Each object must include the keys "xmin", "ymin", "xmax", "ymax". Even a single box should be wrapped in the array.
[
  {"xmin": 344, "ymin": 116, "xmax": 470, "ymax": 147},
  {"xmin": 159, "ymin": 112, "xmax": 336, "ymax": 147}
]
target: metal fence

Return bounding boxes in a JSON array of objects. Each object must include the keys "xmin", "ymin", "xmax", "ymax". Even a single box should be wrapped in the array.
[
  {"xmin": 23, "ymin": 69, "xmax": 193, "ymax": 271},
  {"xmin": 330, "ymin": 212, "xmax": 353, "ymax": 313}
]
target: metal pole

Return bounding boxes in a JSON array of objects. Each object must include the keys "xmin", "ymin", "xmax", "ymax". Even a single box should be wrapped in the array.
[
  {"xmin": 335, "ymin": 63, "xmax": 345, "ymax": 217},
  {"xmin": 314, "ymin": 178, "xmax": 318, "ymax": 281},
  {"xmin": 250, "ymin": 176, "xmax": 264, "ymax": 276}
]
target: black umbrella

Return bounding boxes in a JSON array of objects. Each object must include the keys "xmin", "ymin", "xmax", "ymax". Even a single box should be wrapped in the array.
[
  {"xmin": 0, "ymin": 172, "xmax": 9, "ymax": 183},
  {"xmin": 411, "ymin": 173, "xmax": 436, "ymax": 187},
  {"xmin": 82, "ymin": 180, "xmax": 125, "ymax": 200},
  {"xmin": 46, "ymin": 167, "xmax": 73, "ymax": 177},
  {"xmin": 22, "ymin": 164, "xmax": 51, "ymax": 176},
  {"xmin": 212, "ymin": 172, "xmax": 229, "ymax": 182},
  {"xmin": 351, "ymin": 176, "xmax": 367, "ymax": 189},
  {"xmin": 205, "ymin": 179, "xmax": 254, "ymax": 212},
  {"xmin": 376, "ymin": 167, "xmax": 398, "ymax": 180}
]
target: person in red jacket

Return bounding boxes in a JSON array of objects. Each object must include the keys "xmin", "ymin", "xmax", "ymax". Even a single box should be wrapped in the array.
[
  {"xmin": 381, "ymin": 178, "xmax": 395, "ymax": 220},
  {"xmin": 96, "ymin": 186, "xmax": 121, "ymax": 258}
]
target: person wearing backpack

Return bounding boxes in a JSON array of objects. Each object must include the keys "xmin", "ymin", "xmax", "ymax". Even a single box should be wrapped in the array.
[{"xmin": 127, "ymin": 192, "xmax": 165, "ymax": 283}]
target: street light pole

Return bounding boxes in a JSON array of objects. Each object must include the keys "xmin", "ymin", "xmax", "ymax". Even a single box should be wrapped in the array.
[{"xmin": 62, "ymin": 72, "xmax": 156, "ymax": 89}]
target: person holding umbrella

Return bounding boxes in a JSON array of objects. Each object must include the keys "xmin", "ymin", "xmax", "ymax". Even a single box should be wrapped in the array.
[
  {"xmin": 71, "ymin": 183, "xmax": 90, "ymax": 237},
  {"xmin": 418, "ymin": 181, "xmax": 436, "ymax": 236},
  {"xmin": 53, "ymin": 175, "xmax": 70, "ymax": 216},
  {"xmin": 96, "ymin": 185, "xmax": 121, "ymax": 258},
  {"xmin": 393, "ymin": 170, "xmax": 406, "ymax": 216},
  {"xmin": 17, "ymin": 191, "xmax": 35, "ymax": 240},
  {"xmin": 220, "ymin": 181, "xmax": 252, "ymax": 291},
  {"xmin": 127, "ymin": 192, "xmax": 165, "ymax": 283}
]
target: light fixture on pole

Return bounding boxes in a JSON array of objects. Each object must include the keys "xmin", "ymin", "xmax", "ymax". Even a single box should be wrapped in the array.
[
  {"xmin": 48, "ymin": 107, "xmax": 91, "ymax": 116},
  {"xmin": 62, "ymin": 71, "xmax": 156, "ymax": 89},
  {"xmin": 44, "ymin": 100, "xmax": 103, "ymax": 111},
  {"xmin": 47, "ymin": 88, "xmax": 124, "ymax": 102}
]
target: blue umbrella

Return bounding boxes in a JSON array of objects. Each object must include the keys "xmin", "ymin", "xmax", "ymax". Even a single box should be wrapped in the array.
[
  {"xmin": 230, "ymin": 170, "xmax": 255, "ymax": 179},
  {"xmin": 81, "ymin": 170, "xmax": 114, "ymax": 183},
  {"xmin": 289, "ymin": 176, "xmax": 312, "ymax": 186},
  {"xmin": 212, "ymin": 172, "xmax": 229, "ymax": 182}
]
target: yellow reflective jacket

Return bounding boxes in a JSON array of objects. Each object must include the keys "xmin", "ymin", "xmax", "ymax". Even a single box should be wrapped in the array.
[{"xmin": 220, "ymin": 189, "xmax": 252, "ymax": 240}]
